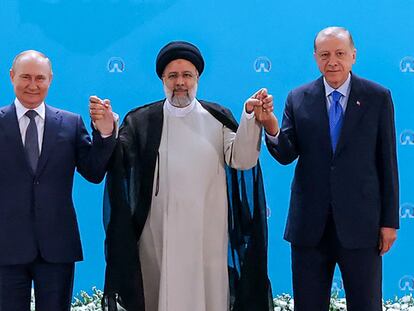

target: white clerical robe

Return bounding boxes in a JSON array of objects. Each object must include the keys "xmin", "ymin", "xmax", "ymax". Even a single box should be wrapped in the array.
[{"xmin": 138, "ymin": 99, "xmax": 261, "ymax": 311}]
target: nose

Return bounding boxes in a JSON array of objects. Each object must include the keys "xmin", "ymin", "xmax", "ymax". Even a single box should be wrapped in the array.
[
  {"xmin": 327, "ymin": 56, "xmax": 338, "ymax": 67},
  {"xmin": 27, "ymin": 78, "xmax": 38, "ymax": 89},
  {"xmin": 175, "ymin": 75, "xmax": 184, "ymax": 86}
]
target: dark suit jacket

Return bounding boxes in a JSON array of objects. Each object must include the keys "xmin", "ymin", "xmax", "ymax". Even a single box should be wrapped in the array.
[
  {"xmin": 266, "ymin": 74, "xmax": 399, "ymax": 249},
  {"xmin": 0, "ymin": 103, "xmax": 116, "ymax": 265}
]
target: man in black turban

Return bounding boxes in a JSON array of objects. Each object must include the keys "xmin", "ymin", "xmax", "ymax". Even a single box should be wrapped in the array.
[{"xmin": 99, "ymin": 41, "xmax": 274, "ymax": 311}]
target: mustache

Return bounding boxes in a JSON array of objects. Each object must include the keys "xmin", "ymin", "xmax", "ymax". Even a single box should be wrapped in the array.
[{"xmin": 173, "ymin": 88, "xmax": 189, "ymax": 94}]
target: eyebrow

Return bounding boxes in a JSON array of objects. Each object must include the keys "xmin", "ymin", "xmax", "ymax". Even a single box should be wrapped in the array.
[
  {"xmin": 167, "ymin": 70, "xmax": 194, "ymax": 74},
  {"xmin": 317, "ymin": 49, "xmax": 346, "ymax": 53},
  {"xmin": 19, "ymin": 73, "xmax": 47, "ymax": 76}
]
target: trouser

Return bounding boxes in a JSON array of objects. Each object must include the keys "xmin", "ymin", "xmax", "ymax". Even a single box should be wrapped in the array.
[
  {"xmin": 291, "ymin": 216, "xmax": 382, "ymax": 311},
  {"xmin": 0, "ymin": 255, "xmax": 74, "ymax": 311}
]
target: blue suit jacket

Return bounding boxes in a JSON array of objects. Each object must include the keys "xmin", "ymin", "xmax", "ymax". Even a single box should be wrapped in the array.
[
  {"xmin": 266, "ymin": 74, "xmax": 399, "ymax": 249},
  {"xmin": 0, "ymin": 103, "xmax": 116, "ymax": 265}
]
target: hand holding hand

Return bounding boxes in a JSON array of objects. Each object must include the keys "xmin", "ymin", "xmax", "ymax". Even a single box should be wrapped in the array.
[
  {"xmin": 89, "ymin": 95, "xmax": 114, "ymax": 136},
  {"xmin": 246, "ymin": 88, "xmax": 280, "ymax": 136}
]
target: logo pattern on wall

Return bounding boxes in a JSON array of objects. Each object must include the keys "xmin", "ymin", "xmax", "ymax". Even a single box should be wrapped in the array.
[
  {"xmin": 400, "ymin": 56, "xmax": 414, "ymax": 73},
  {"xmin": 254, "ymin": 56, "xmax": 272, "ymax": 73},
  {"xmin": 400, "ymin": 130, "xmax": 414, "ymax": 145},
  {"xmin": 399, "ymin": 275, "xmax": 414, "ymax": 291},
  {"xmin": 400, "ymin": 203, "xmax": 414, "ymax": 219},
  {"xmin": 107, "ymin": 57, "xmax": 125, "ymax": 73}
]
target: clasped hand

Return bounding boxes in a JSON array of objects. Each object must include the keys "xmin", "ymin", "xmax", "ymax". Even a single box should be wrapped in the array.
[
  {"xmin": 245, "ymin": 88, "xmax": 279, "ymax": 136},
  {"xmin": 89, "ymin": 95, "xmax": 114, "ymax": 136}
]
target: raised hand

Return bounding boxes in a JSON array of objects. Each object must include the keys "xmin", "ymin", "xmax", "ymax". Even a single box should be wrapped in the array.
[
  {"xmin": 246, "ymin": 88, "xmax": 280, "ymax": 136},
  {"xmin": 89, "ymin": 95, "xmax": 114, "ymax": 136}
]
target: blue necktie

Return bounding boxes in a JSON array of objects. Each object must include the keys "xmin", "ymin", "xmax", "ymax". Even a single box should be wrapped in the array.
[
  {"xmin": 329, "ymin": 90, "xmax": 343, "ymax": 152},
  {"xmin": 25, "ymin": 110, "xmax": 39, "ymax": 172}
]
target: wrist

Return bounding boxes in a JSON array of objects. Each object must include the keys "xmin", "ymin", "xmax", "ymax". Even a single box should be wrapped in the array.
[
  {"xmin": 263, "ymin": 121, "xmax": 279, "ymax": 136},
  {"xmin": 245, "ymin": 103, "xmax": 254, "ymax": 114},
  {"xmin": 98, "ymin": 125, "xmax": 114, "ymax": 136}
]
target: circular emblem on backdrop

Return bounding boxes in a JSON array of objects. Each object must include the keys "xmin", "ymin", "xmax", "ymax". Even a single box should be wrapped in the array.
[
  {"xmin": 399, "ymin": 275, "xmax": 414, "ymax": 291},
  {"xmin": 400, "ymin": 56, "xmax": 414, "ymax": 73},
  {"xmin": 254, "ymin": 56, "xmax": 272, "ymax": 73},
  {"xmin": 107, "ymin": 57, "xmax": 125, "ymax": 73},
  {"xmin": 400, "ymin": 130, "xmax": 414, "ymax": 145},
  {"xmin": 331, "ymin": 277, "xmax": 344, "ymax": 293},
  {"xmin": 400, "ymin": 203, "xmax": 414, "ymax": 219}
]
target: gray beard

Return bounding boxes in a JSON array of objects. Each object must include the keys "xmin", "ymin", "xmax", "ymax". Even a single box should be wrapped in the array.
[
  {"xmin": 164, "ymin": 83, "xmax": 198, "ymax": 108},
  {"xmin": 171, "ymin": 95, "xmax": 192, "ymax": 108}
]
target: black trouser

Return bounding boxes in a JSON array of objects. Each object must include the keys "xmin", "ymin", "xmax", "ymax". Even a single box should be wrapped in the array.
[
  {"xmin": 291, "ymin": 216, "xmax": 382, "ymax": 311},
  {"xmin": 0, "ymin": 256, "xmax": 74, "ymax": 311}
]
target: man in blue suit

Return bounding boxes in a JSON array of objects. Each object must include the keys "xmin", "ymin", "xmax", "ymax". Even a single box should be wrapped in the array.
[
  {"xmin": 0, "ymin": 50, "xmax": 117, "ymax": 311},
  {"xmin": 256, "ymin": 27, "xmax": 399, "ymax": 310}
]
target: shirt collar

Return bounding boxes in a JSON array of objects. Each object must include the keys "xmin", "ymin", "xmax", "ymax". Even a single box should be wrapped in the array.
[
  {"xmin": 165, "ymin": 97, "xmax": 197, "ymax": 117},
  {"xmin": 14, "ymin": 98, "xmax": 46, "ymax": 120},
  {"xmin": 323, "ymin": 73, "xmax": 351, "ymax": 98}
]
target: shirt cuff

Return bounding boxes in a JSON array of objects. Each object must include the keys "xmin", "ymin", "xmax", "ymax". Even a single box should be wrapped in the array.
[
  {"xmin": 93, "ymin": 112, "xmax": 120, "ymax": 138},
  {"xmin": 244, "ymin": 104, "xmax": 255, "ymax": 120},
  {"xmin": 265, "ymin": 129, "xmax": 279, "ymax": 144}
]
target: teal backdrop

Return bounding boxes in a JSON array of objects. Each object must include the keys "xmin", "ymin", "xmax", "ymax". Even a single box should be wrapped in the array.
[{"xmin": 1, "ymin": 0, "xmax": 413, "ymax": 300}]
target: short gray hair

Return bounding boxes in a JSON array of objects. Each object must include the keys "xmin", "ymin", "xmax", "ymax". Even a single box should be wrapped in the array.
[{"xmin": 314, "ymin": 27, "xmax": 355, "ymax": 51}]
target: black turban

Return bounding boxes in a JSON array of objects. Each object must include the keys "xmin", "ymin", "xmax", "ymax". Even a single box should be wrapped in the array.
[{"xmin": 156, "ymin": 41, "xmax": 204, "ymax": 79}]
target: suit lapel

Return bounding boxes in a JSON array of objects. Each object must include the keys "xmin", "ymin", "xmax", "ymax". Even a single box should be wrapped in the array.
[
  {"xmin": 0, "ymin": 103, "xmax": 34, "ymax": 173},
  {"xmin": 36, "ymin": 105, "xmax": 62, "ymax": 176},
  {"xmin": 307, "ymin": 78, "xmax": 334, "ymax": 158},
  {"xmin": 334, "ymin": 75, "xmax": 368, "ymax": 157}
]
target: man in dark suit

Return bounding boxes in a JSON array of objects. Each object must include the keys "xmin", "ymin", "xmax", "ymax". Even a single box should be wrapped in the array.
[
  {"xmin": 0, "ymin": 50, "xmax": 116, "ymax": 311},
  {"xmin": 256, "ymin": 27, "xmax": 399, "ymax": 310}
]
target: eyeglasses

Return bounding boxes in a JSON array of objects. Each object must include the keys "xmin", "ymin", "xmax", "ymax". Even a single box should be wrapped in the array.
[{"xmin": 163, "ymin": 72, "xmax": 197, "ymax": 81}]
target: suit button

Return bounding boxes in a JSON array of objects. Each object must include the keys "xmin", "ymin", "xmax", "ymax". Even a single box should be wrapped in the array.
[
  {"xmin": 34, "ymin": 181, "xmax": 40, "ymax": 185},
  {"xmin": 331, "ymin": 166, "xmax": 335, "ymax": 171}
]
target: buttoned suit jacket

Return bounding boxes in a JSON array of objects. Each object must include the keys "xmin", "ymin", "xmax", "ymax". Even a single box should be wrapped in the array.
[
  {"xmin": 266, "ymin": 74, "xmax": 399, "ymax": 249},
  {"xmin": 0, "ymin": 103, "xmax": 116, "ymax": 265}
]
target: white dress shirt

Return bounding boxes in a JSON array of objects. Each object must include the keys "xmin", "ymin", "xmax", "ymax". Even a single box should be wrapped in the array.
[
  {"xmin": 323, "ymin": 73, "xmax": 351, "ymax": 113},
  {"xmin": 266, "ymin": 73, "xmax": 352, "ymax": 143}
]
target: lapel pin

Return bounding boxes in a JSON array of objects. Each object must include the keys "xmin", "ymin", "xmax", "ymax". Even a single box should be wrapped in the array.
[{"xmin": 356, "ymin": 100, "xmax": 361, "ymax": 106}]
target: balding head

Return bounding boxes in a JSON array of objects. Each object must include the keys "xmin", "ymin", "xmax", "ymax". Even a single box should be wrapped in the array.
[{"xmin": 11, "ymin": 50, "xmax": 52, "ymax": 74}]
